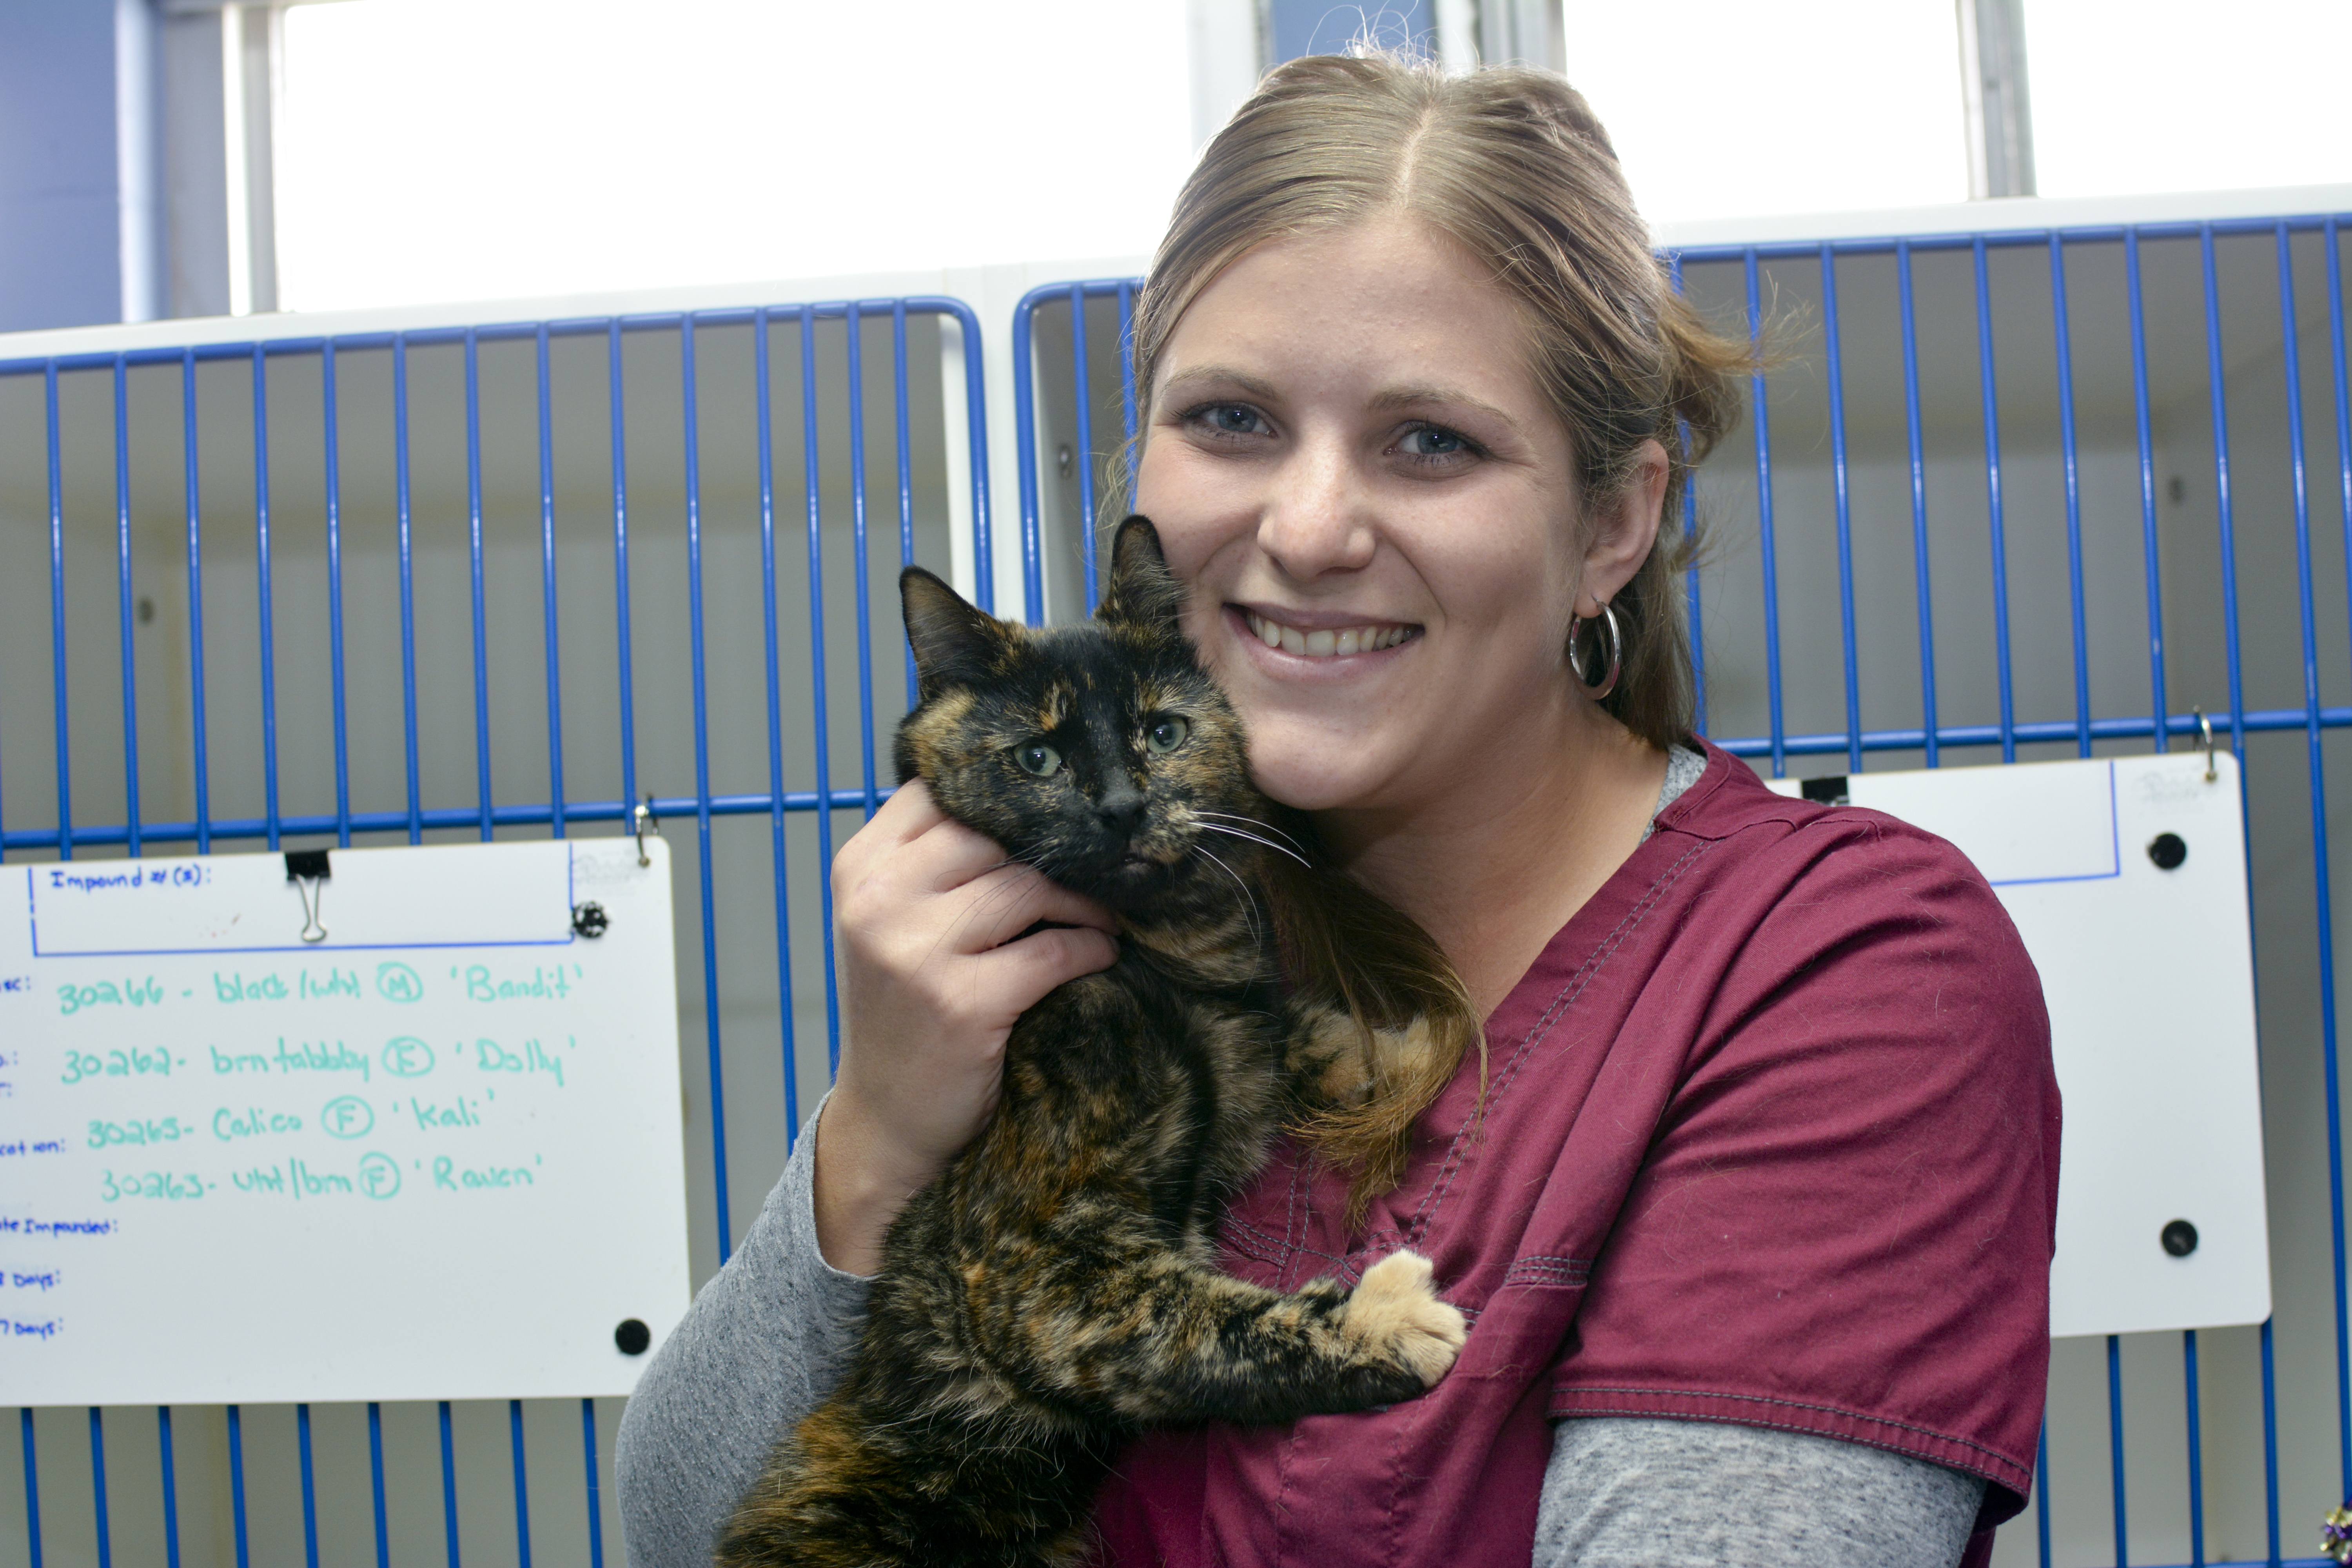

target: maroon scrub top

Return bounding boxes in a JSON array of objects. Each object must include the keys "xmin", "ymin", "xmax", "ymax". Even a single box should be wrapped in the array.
[{"xmin": 1091, "ymin": 742, "xmax": 2060, "ymax": 1568}]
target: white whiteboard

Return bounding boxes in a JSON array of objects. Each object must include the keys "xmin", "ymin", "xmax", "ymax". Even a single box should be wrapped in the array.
[
  {"xmin": 0, "ymin": 837, "xmax": 693, "ymax": 1406},
  {"xmin": 1772, "ymin": 753, "xmax": 2270, "ymax": 1339}
]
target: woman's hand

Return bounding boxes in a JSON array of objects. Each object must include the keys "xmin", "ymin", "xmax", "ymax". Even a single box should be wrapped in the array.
[{"xmin": 813, "ymin": 781, "xmax": 1119, "ymax": 1276}]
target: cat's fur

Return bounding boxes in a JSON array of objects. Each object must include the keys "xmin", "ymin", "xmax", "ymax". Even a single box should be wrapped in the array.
[{"xmin": 717, "ymin": 518, "xmax": 1466, "ymax": 1568}]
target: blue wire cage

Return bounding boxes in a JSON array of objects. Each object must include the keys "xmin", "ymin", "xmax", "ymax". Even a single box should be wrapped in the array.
[{"xmin": 4, "ymin": 201, "xmax": 2351, "ymax": 1566}]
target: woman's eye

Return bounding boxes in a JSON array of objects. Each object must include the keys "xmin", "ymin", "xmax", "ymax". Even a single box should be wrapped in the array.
[
  {"xmin": 1399, "ymin": 425, "xmax": 1473, "ymax": 460},
  {"xmin": 1016, "ymin": 743, "xmax": 1062, "ymax": 777},
  {"xmin": 1187, "ymin": 402, "xmax": 1269, "ymax": 438},
  {"xmin": 1144, "ymin": 716, "xmax": 1191, "ymax": 754}
]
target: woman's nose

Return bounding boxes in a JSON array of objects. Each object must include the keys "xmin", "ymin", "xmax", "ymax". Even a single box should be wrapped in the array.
[{"xmin": 1255, "ymin": 439, "xmax": 1376, "ymax": 579}]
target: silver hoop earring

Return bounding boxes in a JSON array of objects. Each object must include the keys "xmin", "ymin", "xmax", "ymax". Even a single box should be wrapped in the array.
[{"xmin": 1568, "ymin": 603, "xmax": 1623, "ymax": 702}]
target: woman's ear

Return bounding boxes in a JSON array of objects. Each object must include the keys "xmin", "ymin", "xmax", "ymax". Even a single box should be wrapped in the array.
[{"xmin": 1577, "ymin": 439, "xmax": 1670, "ymax": 615}]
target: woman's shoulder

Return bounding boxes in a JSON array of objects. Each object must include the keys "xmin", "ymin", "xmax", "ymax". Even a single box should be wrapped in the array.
[{"xmin": 1659, "ymin": 742, "xmax": 2014, "ymax": 919}]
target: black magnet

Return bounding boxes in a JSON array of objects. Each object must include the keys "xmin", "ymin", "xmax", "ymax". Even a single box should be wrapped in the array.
[{"xmin": 615, "ymin": 1318, "xmax": 652, "ymax": 1355}]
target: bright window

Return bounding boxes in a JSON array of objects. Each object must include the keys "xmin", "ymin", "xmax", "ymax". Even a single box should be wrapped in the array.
[
  {"xmin": 274, "ymin": 0, "xmax": 1197, "ymax": 312},
  {"xmin": 1556, "ymin": 0, "xmax": 1973, "ymax": 225},
  {"xmin": 2025, "ymin": 0, "xmax": 2352, "ymax": 199}
]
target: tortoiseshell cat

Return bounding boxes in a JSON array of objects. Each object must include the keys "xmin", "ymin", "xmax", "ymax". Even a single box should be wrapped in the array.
[{"xmin": 717, "ymin": 518, "xmax": 1468, "ymax": 1568}]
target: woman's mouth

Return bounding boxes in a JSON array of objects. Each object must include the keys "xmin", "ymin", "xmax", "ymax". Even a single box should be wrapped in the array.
[{"xmin": 1240, "ymin": 608, "xmax": 1419, "ymax": 658}]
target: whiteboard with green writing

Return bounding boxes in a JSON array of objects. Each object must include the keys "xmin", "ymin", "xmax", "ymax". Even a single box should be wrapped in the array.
[{"xmin": 0, "ymin": 837, "xmax": 692, "ymax": 1406}]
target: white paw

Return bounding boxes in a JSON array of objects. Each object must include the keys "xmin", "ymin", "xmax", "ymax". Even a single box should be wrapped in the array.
[{"xmin": 1341, "ymin": 1250, "xmax": 1467, "ymax": 1387}]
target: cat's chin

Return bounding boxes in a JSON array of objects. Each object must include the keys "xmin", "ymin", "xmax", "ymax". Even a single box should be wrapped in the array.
[{"xmin": 1065, "ymin": 853, "xmax": 1181, "ymax": 910}]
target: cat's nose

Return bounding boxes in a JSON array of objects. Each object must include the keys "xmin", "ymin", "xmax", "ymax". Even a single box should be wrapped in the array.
[{"xmin": 1095, "ymin": 781, "xmax": 1148, "ymax": 838}]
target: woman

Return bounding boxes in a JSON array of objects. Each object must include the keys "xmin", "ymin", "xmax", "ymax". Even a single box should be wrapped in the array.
[{"xmin": 617, "ymin": 54, "xmax": 2058, "ymax": 1568}]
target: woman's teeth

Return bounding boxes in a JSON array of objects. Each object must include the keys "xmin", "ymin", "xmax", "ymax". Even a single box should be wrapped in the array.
[{"xmin": 1243, "ymin": 610, "xmax": 1414, "ymax": 657}]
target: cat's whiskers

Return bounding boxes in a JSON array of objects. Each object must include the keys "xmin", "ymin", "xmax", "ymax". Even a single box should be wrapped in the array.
[
  {"xmin": 1189, "ymin": 843, "xmax": 1263, "ymax": 952},
  {"xmin": 1193, "ymin": 810, "xmax": 1310, "ymax": 857},
  {"xmin": 1196, "ymin": 820, "xmax": 1312, "ymax": 869}
]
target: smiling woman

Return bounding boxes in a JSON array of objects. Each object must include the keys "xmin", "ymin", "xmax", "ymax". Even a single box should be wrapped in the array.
[{"xmin": 614, "ymin": 51, "xmax": 2060, "ymax": 1568}]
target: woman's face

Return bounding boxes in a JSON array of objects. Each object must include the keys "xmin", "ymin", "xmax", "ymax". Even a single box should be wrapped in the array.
[{"xmin": 1134, "ymin": 215, "xmax": 1655, "ymax": 817}]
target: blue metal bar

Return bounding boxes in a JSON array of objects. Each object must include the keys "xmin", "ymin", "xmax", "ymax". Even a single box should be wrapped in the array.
[
  {"xmin": 8, "ymin": 692, "xmax": 2352, "ymax": 853},
  {"xmin": 802, "ymin": 304, "xmax": 844, "ymax": 1075},
  {"xmin": 537, "ymin": 325, "xmax": 567, "ymax": 838},
  {"xmin": 47, "ymin": 365, "xmax": 73, "ymax": 861},
  {"xmin": 2263, "ymin": 1318, "xmax": 2283, "ymax": 1566},
  {"xmin": 19, "ymin": 1408, "xmax": 40, "ymax": 1568},
  {"xmin": 1012, "ymin": 294, "xmax": 1045, "ymax": 623},
  {"xmin": 2202, "ymin": 225, "xmax": 2249, "ymax": 762},
  {"xmin": 366, "ymin": 1403, "xmax": 389, "ymax": 1568},
  {"xmin": 948, "ymin": 299, "xmax": 996, "ymax": 617},
  {"xmin": 227, "ymin": 1405, "xmax": 250, "ymax": 1568},
  {"xmin": 113, "ymin": 357, "xmax": 142, "ymax": 854},
  {"xmin": 437, "ymin": 1401, "xmax": 459, "ymax": 1568},
  {"xmin": 753, "ymin": 309, "xmax": 801, "ymax": 1144},
  {"xmin": 2328, "ymin": 213, "xmax": 2352, "ymax": 1519},
  {"xmin": 1817, "ymin": 245, "xmax": 1863, "ymax": 773},
  {"xmin": 848, "ymin": 302, "xmax": 880, "ymax": 818},
  {"xmin": 2049, "ymin": 236, "xmax": 2093, "ymax": 757},
  {"xmin": 2185, "ymin": 1330, "xmax": 2207, "ymax": 1565},
  {"xmin": 1971, "ymin": 238, "xmax": 2017, "ymax": 763},
  {"xmin": 1071, "ymin": 281, "xmax": 1100, "ymax": 615},
  {"xmin": 85, "ymin": 1408, "xmax": 109, "ymax": 1568},
  {"xmin": 894, "ymin": 302, "xmax": 919, "ymax": 708},
  {"xmin": 509, "ymin": 1399, "xmax": 533, "ymax": 1568},
  {"xmin": 323, "ymin": 343, "xmax": 351, "ymax": 846},
  {"xmin": 2278, "ymin": 220, "xmax": 2352, "ymax": 1498},
  {"xmin": 580, "ymin": 1399, "xmax": 605, "ymax": 1568},
  {"xmin": 2125, "ymin": 230, "xmax": 2169, "ymax": 751},
  {"xmin": 1742, "ymin": 250, "xmax": 1785, "ymax": 776},
  {"xmin": 297, "ymin": 1403, "xmax": 319, "ymax": 1568},
  {"xmin": 393, "ymin": 337, "xmax": 423, "ymax": 843},
  {"xmin": 2035, "ymin": 1419, "xmax": 2052, "ymax": 1568},
  {"xmin": 602, "ymin": 319, "xmax": 640, "ymax": 818},
  {"xmin": 609, "ymin": 321, "xmax": 639, "ymax": 814},
  {"xmin": 2107, "ymin": 1334, "xmax": 2129, "ymax": 1564},
  {"xmin": 2200, "ymin": 218, "xmax": 2278, "ymax": 1565},
  {"xmin": 156, "ymin": 1406, "xmax": 180, "ymax": 1568},
  {"xmin": 1118, "ymin": 279, "xmax": 1139, "ymax": 495},
  {"xmin": 465, "ymin": 329, "xmax": 494, "ymax": 840},
  {"xmin": 180, "ymin": 350, "xmax": 211, "ymax": 851},
  {"xmin": 1896, "ymin": 240, "xmax": 1939, "ymax": 768},
  {"xmin": 251, "ymin": 347, "xmax": 281, "ymax": 848},
  {"xmin": 680, "ymin": 318, "xmax": 734, "ymax": 1254}
]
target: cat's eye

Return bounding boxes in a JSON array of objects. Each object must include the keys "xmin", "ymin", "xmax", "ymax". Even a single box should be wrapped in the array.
[
  {"xmin": 1015, "ymin": 742, "xmax": 1062, "ymax": 777},
  {"xmin": 1144, "ymin": 716, "xmax": 1190, "ymax": 755}
]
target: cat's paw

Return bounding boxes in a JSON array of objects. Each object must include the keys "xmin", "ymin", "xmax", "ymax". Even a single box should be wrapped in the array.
[{"xmin": 1340, "ymin": 1250, "xmax": 1466, "ymax": 1388}]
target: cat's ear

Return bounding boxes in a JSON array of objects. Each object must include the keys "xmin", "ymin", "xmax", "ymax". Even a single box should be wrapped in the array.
[
  {"xmin": 900, "ymin": 567, "xmax": 1003, "ymax": 699},
  {"xmin": 1099, "ymin": 515, "xmax": 1186, "ymax": 639}
]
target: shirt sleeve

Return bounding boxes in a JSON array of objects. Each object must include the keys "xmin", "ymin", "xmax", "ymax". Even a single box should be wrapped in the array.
[
  {"xmin": 1536, "ymin": 1417, "xmax": 1985, "ymax": 1568},
  {"xmin": 613, "ymin": 1100, "xmax": 872, "ymax": 1568},
  {"xmin": 1550, "ymin": 810, "xmax": 2060, "ymax": 1520}
]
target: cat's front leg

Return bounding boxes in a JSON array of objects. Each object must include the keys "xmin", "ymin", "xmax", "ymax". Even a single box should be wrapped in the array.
[{"xmin": 970, "ymin": 1220, "xmax": 1465, "ymax": 1428}]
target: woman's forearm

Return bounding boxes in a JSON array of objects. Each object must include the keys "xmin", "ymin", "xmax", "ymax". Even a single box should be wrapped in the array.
[
  {"xmin": 1537, "ymin": 1416, "xmax": 1986, "ymax": 1567},
  {"xmin": 613, "ymin": 1103, "xmax": 872, "ymax": 1568}
]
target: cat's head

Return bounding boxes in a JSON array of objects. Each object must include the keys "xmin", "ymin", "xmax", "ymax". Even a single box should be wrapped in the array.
[{"xmin": 894, "ymin": 516, "xmax": 1269, "ymax": 913}]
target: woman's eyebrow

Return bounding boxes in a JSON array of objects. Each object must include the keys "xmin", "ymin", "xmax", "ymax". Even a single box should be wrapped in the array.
[
  {"xmin": 1156, "ymin": 365, "xmax": 1283, "ymax": 404},
  {"xmin": 1367, "ymin": 383, "xmax": 1526, "ymax": 435}
]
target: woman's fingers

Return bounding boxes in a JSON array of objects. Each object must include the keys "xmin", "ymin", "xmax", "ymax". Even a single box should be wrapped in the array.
[{"xmin": 947, "ymin": 863, "xmax": 1118, "ymax": 953}]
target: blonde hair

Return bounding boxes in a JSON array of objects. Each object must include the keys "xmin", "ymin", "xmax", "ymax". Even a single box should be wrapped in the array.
[
  {"xmin": 1132, "ymin": 50, "xmax": 1751, "ymax": 749},
  {"xmin": 1131, "ymin": 52, "xmax": 1752, "ymax": 1220}
]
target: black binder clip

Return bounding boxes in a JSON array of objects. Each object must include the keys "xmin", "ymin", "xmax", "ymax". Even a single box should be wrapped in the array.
[{"xmin": 285, "ymin": 849, "xmax": 331, "ymax": 944}]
